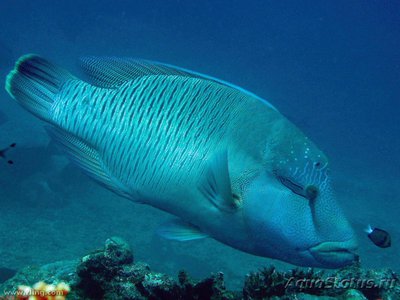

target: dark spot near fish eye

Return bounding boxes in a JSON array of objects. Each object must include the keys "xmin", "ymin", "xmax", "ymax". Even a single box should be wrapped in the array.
[
  {"xmin": 314, "ymin": 161, "xmax": 321, "ymax": 168},
  {"xmin": 7, "ymin": 160, "xmax": 13, "ymax": 164},
  {"xmin": 305, "ymin": 185, "xmax": 318, "ymax": 201}
]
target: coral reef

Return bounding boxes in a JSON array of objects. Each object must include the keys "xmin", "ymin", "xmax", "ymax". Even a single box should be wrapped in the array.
[
  {"xmin": 16, "ymin": 281, "xmax": 70, "ymax": 300},
  {"xmin": 0, "ymin": 237, "xmax": 398, "ymax": 299},
  {"xmin": 75, "ymin": 237, "xmax": 236, "ymax": 299}
]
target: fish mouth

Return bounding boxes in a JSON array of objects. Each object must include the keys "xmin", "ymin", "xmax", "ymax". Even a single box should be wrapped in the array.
[{"xmin": 309, "ymin": 239, "xmax": 358, "ymax": 268}]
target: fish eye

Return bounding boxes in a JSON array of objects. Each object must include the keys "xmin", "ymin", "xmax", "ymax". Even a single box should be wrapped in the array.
[{"xmin": 305, "ymin": 185, "xmax": 318, "ymax": 201}]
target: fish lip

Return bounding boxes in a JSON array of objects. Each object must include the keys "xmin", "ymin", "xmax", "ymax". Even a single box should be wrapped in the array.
[
  {"xmin": 308, "ymin": 239, "xmax": 358, "ymax": 267},
  {"xmin": 309, "ymin": 239, "xmax": 358, "ymax": 253}
]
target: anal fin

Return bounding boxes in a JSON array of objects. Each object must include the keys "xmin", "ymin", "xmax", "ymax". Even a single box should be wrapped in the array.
[{"xmin": 46, "ymin": 126, "xmax": 131, "ymax": 199}]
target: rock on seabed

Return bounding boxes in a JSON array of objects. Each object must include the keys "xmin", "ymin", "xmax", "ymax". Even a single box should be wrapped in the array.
[{"xmin": 0, "ymin": 237, "xmax": 398, "ymax": 299}]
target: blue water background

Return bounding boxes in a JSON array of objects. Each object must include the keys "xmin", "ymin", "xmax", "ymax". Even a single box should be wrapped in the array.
[{"xmin": 0, "ymin": 0, "xmax": 399, "ymax": 289}]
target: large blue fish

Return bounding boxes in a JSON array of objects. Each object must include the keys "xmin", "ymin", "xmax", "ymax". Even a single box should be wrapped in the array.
[{"xmin": 5, "ymin": 55, "xmax": 357, "ymax": 268}]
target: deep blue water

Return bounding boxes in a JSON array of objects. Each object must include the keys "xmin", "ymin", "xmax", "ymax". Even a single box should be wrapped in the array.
[{"xmin": 0, "ymin": 0, "xmax": 399, "ymax": 289}]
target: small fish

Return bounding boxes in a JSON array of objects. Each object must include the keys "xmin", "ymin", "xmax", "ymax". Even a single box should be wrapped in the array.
[
  {"xmin": 0, "ymin": 143, "xmax": 16, "ymax": 164},
  {"xmin": 365, "ymin": 225, "xmax": 391, "ymax": 248}
]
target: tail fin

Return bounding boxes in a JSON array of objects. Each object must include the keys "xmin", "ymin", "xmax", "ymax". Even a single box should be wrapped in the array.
[{"xmin": 5, "ymin": 54, "xmax": 74, "ymax": 122}]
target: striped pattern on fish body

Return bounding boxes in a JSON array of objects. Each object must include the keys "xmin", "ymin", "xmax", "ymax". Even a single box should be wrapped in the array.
[{"xmin": 50, "ymin": 74, "xmax": 254, "ymax": 202}]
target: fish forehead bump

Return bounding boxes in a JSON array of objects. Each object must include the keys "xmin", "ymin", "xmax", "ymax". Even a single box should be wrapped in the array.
[{"xmin": 261, "ymin": 119, "xmax": 328, "ymax": 173}]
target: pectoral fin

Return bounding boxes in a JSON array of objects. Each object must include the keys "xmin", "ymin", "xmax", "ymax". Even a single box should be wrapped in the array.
[
  {"xmin": 199, "ymin": 151, "xmax": 240, "ymax": 213},
  {"xmin": 157, "ymin": 219, "xmax": 208, "ymax": 241}
]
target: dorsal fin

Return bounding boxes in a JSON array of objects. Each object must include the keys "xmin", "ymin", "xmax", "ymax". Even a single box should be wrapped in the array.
[
  {"xmin": 79, "ymin": 57, "xmax": 277, "ymax": 111},
  {"xmin": 79, "ymin": 57, "xmax": 199, "ymax": 88}
]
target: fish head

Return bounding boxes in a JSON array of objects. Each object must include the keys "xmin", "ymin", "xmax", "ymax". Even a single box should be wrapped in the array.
[{"xmin": 240, "ymin": 124, "xmax": 357, "ymax": 268}]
